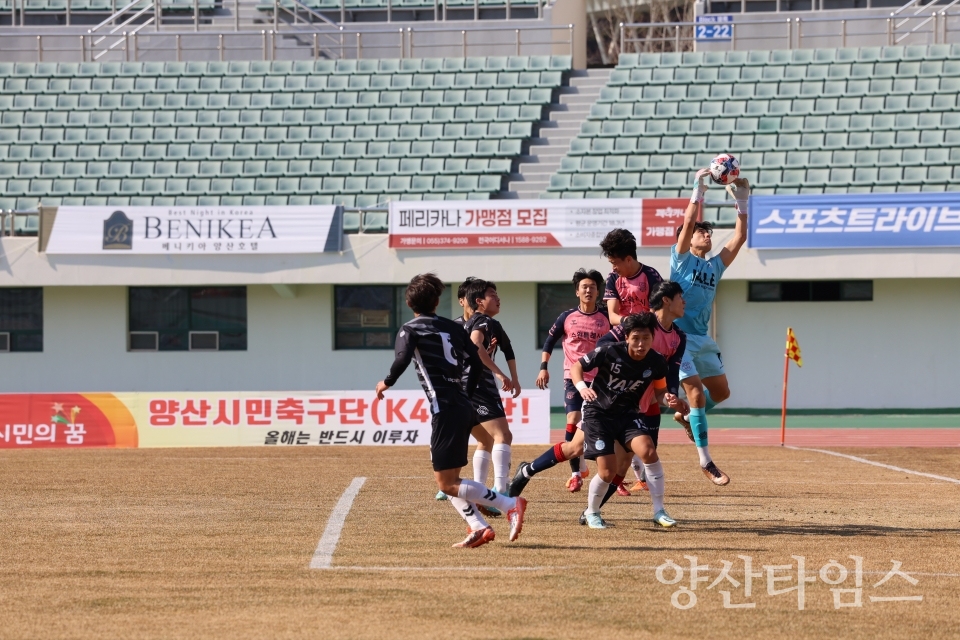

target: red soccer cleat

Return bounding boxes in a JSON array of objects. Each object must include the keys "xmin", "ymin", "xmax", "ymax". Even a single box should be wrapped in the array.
[
  {"xmin": 566, "ymin": 474, "xmax": 583, "ymax": 493},
  {"xmin": 616, "ymin": 482, "xmax": 631, "ymax": 497},
  {"xmin": 452, "ymin": 526, "xmax": 496, "ymax": 548},
  {"xmin": 507, "ymin": 497, "xmax": 527, "ymax": 542}
]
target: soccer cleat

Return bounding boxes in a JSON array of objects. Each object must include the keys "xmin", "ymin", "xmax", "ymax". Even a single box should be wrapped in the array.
[
  {"xmin": 701, "ymin": 461, "xmax": 731, "ymax": 486},
  {"xmin": 452, "ymin": 526, "xmax": 496, "ymax": 548},
  {"xmin": 653, "ymin": 509, "xmax": 677, "ymax": 528},
  {"xmin": 579, "ymin": 510, "xmax": 613, "ymax": 527},
  {"xmin": 584, "ymin": 512, "xmax": 607, "ymax": 529},
  {"xmin": 629, "ymin": 480, "xmax": 649, "ymax": 492},
  {"xmin": 674, "ymin": 412, "xmax": 695, "ymax": 443},
  {"xmin": 565, "ymin": 473, "xmax": 583, "ymax": 493},
  {"xmin": 435, "ymin": 490, "xmax": 448, "ymax": 501},
  {"xmin": 508, "ymin": 462, "xmax": 532, "ymax": 497},
  {"xmin": 477, "ymin": 504, "xmax": 501, "ymax": 518},
  {"xmin": 507, "ymin": 496, "xmax": 527, "ymax": 541},
  {"xmin": 616, "ymin": 482, "xmax": 631, "ymax": 497}
]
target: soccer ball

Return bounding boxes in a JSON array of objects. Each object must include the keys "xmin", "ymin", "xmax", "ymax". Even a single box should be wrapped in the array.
[{"xmin": 708, "ymin": 153, "xmax": 740, "ymax": 185}]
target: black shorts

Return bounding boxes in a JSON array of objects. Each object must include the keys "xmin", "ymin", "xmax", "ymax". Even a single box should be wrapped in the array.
[
  {"xmin": 563, "ymin": 378, "xmax": 585, "ymax": 413},
  {"xmin": 581, "ymin": 408, "xmax": 660, "ymax": 460},
  {"xmin": 470, "ymin": 389, "xmax": 506, "ymax": 422},
  {"xmin": 430, "ymin": 405, "xmax": 475, "ymax": 472}
]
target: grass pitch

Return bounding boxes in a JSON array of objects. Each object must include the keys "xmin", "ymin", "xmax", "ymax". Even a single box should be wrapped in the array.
[{"xmin": 1, "ymin": 443, "xmax": 959, "ymax": 639}]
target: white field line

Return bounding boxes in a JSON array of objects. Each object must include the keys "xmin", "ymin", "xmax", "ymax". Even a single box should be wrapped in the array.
[
  {"xmin": 325, "ymin": 565, "xmax": 960, "ymax": 578},
  {"xmin": 785, "ymin": 446, "xmax": 960, "ymax": 485},
  {"xmin": 309, "ymin": 476, "xmax": 367, "ymax": 570}
]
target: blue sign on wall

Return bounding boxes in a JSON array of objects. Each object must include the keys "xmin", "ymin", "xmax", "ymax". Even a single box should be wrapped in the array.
[
  {"xmin": 695, "ymin": 15, "xmax": 733, "ymax": 41},
  {"xmin": 748, "ymin": 193, "xmax": 960, "ymax": 249}
]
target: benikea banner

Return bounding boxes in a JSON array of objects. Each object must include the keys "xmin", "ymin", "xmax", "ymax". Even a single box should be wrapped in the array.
[
  {"xmin": 388, "ymin": 198, "xmax": 687, "ymax": 249},
  {"xmin": 749, "ymin": 193, "xmax": 960, "ymax": 249},
  {"xmin": 44, "ymin": 206, "xmax": 343, "ymax": 254},
  {"xmin": 0, "ymin": 389, "xmax": 550, "ymax": 449}
]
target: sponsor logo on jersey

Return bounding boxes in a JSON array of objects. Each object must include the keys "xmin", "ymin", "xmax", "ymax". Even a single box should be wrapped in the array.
[{"xmin": 477, "ymin": 405, "xmax": 489, "ymax": 416}]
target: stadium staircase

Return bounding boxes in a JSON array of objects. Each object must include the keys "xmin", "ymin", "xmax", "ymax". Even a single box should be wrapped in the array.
[
  {"xmin": 542, "ymin": 44, "xmax": 960, "ymax": 223},
  {"xmin": 506, "ymin": 67, "xmax": 609, "ymax": 199},
  {"xmin": 0, "ymin": 55, "xmax": 573, "ymax": 231}
]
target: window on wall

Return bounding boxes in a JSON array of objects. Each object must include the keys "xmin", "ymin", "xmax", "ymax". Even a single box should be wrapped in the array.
[
  {"xmin": 335, "ymin": 284, "xmax": 453, "ymax": 350},
  {"xmin": 748, "ymin": 281, "xmax": 873, "ymax": 302},
  {"xmin": 537, "ymin": 283, "xmax": 582, "ymax": 349},
  {"xmin": 0, "ymin": 288, "xmax": 43, "ymax": 352},
  {"xmin": 128, "ymin": 287, "xmax": 247, "ymax": 351}
]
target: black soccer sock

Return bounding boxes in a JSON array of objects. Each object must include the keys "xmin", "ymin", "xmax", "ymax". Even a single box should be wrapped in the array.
[
  {"xmin": 598, "ymin": 474, "xmax": 624, "ymax": 509},
  {"xmin": 528, "ymin": 442, "xmax": 566, "ymax": 475},
  {"xmin": 565, "ymin": 423, "xmax": 580, "ymax": 474}
]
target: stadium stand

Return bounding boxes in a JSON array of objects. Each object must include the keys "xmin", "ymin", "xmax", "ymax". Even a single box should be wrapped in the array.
[
  {"xmin": 0, "ymin": 55, "xmax": 572, "ymax": 231},
  {"xmin": 543, "ymin": 44, "xmax": 960, "ymax": 223}
]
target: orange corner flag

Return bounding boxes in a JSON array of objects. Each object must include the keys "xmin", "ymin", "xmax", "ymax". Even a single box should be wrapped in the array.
[{"xmin": 786, "ymin": 327, "xmax": 803, "ymax": 367}]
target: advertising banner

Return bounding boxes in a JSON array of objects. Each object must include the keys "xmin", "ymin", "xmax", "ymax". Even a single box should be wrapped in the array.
[
  {"xmin": 0, "ymin": 389, "xmax": 551, "ymax": 449},
  {"xmin": 749, "ymin": 193, "xmax": 960, "ymax": 249},
  {"xmin": 44, "ymin": 206, "xmax": 343, "ymax": 255},
  {"xmin": 388, "ymin": 198, "xmax": 687, "ymax": 249}
]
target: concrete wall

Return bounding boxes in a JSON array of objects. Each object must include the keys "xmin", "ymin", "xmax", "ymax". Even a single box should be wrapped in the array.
[{"xmin": 716, "ymin": 278, "xmax": 960, "ymax": 410}]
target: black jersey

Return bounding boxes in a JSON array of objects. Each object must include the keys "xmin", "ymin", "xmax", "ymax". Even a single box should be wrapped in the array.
[
  {"xmin": 596, "ymin": 322, "xmax": 686, "ymax": 396},
  {"xmin": 462, "ymin": 312, "xmax": 515, "ymax": 396},
  {"xmin": 383, "ymin": 314, "xmax": 482, "ymax": 414},
  {"xmin": 578, "ymin": 343, "xmax": 668, "ymax": 416}
]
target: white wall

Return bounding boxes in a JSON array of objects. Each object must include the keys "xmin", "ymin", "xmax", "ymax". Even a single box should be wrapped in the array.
[
  {"xmin": 716, "ymin": 278, "xmax": 960, "ymax": 410},
  {"xmin": 0, "ymin": 283, "xmax": 550, "ymax": 399}
]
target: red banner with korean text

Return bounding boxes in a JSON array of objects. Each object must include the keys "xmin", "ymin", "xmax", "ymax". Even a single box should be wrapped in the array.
[
  {"xmin": 0, "ymin": 390, "xmax": 551, "ymax": 449},
  {"xmin": 387, "ymin": 199, "xmax": 688, "ymax": 249}
]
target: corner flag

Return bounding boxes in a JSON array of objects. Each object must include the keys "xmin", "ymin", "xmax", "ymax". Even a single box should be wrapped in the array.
[{"xmin": 786, "ymin": 327, "xmax": 803, "ymax": 367}]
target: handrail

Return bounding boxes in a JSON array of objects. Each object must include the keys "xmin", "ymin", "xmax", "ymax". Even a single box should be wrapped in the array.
[
  {"xmin": 88, "ymin": 0, "xmax": 149, "ymax": 33},
  {"xmin": 273, "ymin": 0, "xmax": 338, "ymax": 30},
  {"xmin": 91, "ymin": 2, "xmax": 153, "ymax": 49}
]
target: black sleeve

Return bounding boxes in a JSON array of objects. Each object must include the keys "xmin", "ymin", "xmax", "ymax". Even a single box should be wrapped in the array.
[
  {"xmin": 603, "ymin": 272, "xmax": 620, "ymax": 301},
  {"xmin": 463, "ymin": 329, "xmax": 483, "ymax": 397},
  {"xmin": 495, "ymin": 320, "xmax": 516, "ymax": 361},
  {"xmin": 383, "ymin": 327, "xmax": 418, "ymax": 387},
  {"xmin": 644, "ymin": 264, "xmax": 664, "ymax": 288},
  {"xmin": 541, "ymin": 310, "xmax": 569, "ymax": 354},
  {"xmin": 578, "ymin": 345, "xmax": 607, "ymax": 373},
  {"xmin": 597, "ymin": 325, "xmax": 623, "ymax": 346},
  {"xmin": 666, "ymin": 331, "xmax": 686, "ymax": 395}
]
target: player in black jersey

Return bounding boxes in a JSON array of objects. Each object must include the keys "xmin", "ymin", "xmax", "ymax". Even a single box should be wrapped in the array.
[
  {"xmin": 376, "ymin": 274, "xmax": 527, "ymax": 548},
  {"xmin": 572, "ymin": 312, "xmax": 686, "ymax": 529},
  {"xmin": 463, "ymin": 279, "xmax": 520, "ymax": 497}
]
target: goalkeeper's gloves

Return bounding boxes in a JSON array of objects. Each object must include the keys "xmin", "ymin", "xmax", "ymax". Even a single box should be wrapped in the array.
[
  {"xmin": 689, "ymin": 168, "xmax": 711, "ymax": 204},
  {"xmin": 726, "ymin": 178, "xmax": 751, "ymax": 216}
]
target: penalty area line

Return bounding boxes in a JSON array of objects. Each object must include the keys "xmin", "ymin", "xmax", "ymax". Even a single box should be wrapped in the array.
[
  {"xmin": 310, "ymin": 476, "xmax": 367, "ymax": 570},
  {"xmin": 786, "ymin": 446, "xmax": 960, "ymax": 485}
]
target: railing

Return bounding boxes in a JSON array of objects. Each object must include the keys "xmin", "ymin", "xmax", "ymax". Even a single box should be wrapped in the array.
[
  {"xmin": 0, "ymin": 212, "xmax": 40, "ymax": 238},
  {"xmin": 5, "ymin": 22, "xmax": 574, "ymax": 61},
  {"xmin": 620, "ymin": 11, "xmax": 957, "ymax": 53},
  {"xmin": 892, "ymin": 0, "xmax": 959, "ymax": 43}
]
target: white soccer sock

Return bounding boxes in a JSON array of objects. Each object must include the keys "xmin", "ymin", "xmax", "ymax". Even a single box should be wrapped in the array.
[
  {"xmin": 457, "ymin": 478, "xmax": 515, "ymax": 513},
  {"xmin": 697, "ymin": 445, "xmax": 712, "ymax": 467},
  {"xmin": 491, "ymin": 443, "xmax": 511, "ymax": 494},
  {"xmin": 473, "ymin": 449, "xmax": 491, "ymax": 485},
  {"xmin": 450, "ymin": 496, "xmax": 489, "ymax": 532},
  {"xmin": 644, "ymin": 461, "xmax": 665, "ymax": 513},
  {"xmin": 586, "ymin": 473, "xmax": 608, "ymax": 515},
  {"xmin": 631, "ymin": 455, "xmax": 645, "ymax": 481}
]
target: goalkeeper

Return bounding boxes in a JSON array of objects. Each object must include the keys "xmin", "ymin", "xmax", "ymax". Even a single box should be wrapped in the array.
[{"xmin": 670, "ymin": 169, "xmax": 750, "ymax": 487}]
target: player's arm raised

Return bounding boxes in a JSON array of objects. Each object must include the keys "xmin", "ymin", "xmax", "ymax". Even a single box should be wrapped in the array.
[
  {"xmin": 676, "ymin": 168, "xmax": 711, "ymax": 255},
  {"xmin": 719, "ymin": 177, "xmax": 750, "ymax": 267}
]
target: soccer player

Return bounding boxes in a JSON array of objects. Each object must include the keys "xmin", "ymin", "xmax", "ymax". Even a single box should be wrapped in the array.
[
  {"xmin": 588, "ymin": 282, "xmax": 689, "ymax": 512},
  {"xmin": 573, "ymin": 313, "xmax": 686, "ymax": 528},
  {"xmin": 376, "ymin": 273, "xmax": 527, "ymax": 548},
  {"xmin": 463, "ymin": 279, "xmax": 520, "ymax": 495},
  {"xmin": 536, "ymin": 268, "xmax": 610, "ymax": 492},
  {"xmin": 600, "ymin": 228, "xmax": 664, "ymax": 326},
  {"xmin": 671, "ymin": 170, "xmax": 751, "ymax": 486}
]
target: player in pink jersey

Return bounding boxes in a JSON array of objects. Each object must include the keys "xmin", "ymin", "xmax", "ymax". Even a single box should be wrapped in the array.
[
  {"xmin": 600, "ymin": 228, "xmax": 664, "ymax": 326},
  {"xmin": 535, "ymin": 269, "xmax": 611, "ymax": 492}
]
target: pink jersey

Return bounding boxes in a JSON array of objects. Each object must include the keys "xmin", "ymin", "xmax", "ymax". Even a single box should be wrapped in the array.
[
  {"xmin": 604, "ymin": 264, "xmax": 664, "ymax": 316},
  {"xmin": 542, "ymin": 308, "xmax": 611, "ymax": 382},
  {"xmin": 640, "ymin": 321, "xmax": 686, "ymax": 414}
]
